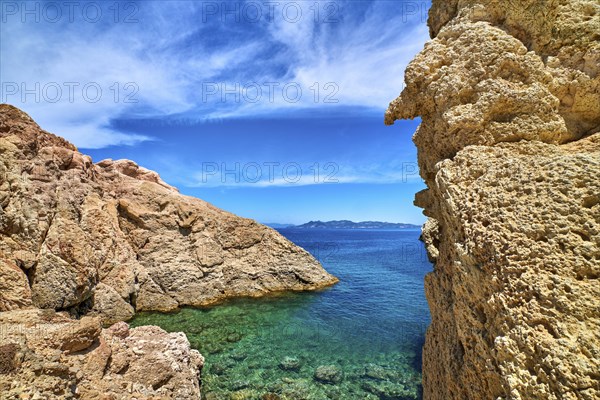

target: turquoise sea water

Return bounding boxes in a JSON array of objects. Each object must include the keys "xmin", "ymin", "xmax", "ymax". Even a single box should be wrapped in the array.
[{"xmin": 130, "ymin": 228, "xmax": 432, "ymax": 399}]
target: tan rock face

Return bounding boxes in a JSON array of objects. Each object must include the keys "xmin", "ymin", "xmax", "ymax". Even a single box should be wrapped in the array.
[
  {"xmin": 0, "ymin": 104, "xmax": 338, "ymax": 323},
  {"xmin": 0, "ymin": 259, "xmax": 33, "ymax": 310},
  {"xmin": 387, "ymin": 1, "xmax": 600, "ymax": 182},
  {"xmin": 0, "ymin": 104, "xmax": 337, "ymax": 398},
  {"xmin": 386, "ymin": 1, "xmax": 600, "ymax": 399},
  {"xmin": 0, "ymin": 309, "xmax": 204, "ymax": 399}
]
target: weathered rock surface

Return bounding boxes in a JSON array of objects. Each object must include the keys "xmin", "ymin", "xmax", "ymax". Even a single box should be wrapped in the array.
[
  {"xmin": 0, "ymin": 309, "xmax": 204, "ymax": 399},
  {"xmin": 0, "ymin": 103, "xmax": 338, "ymax": 324},
  {"xmin": 386, "ymin": 0, "xmax": 599, "ymax": 399},
  {"xmin": 0, "ymin": 103, "xmax": 337, "ymax": 398}
]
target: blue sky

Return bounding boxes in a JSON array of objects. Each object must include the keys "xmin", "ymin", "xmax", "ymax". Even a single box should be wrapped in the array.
[{"xmin": 1, "ymin": 0, "xmax": 431, "ymax": 224}]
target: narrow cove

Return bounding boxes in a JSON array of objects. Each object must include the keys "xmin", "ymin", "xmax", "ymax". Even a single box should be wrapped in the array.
[{"xmin": 131, "ymin": 228, "xmax": 432, "ymax": 399}]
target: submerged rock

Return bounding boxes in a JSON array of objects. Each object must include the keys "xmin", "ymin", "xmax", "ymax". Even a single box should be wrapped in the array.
[
  {"xmin": 362, "ymin": 380, "xmax": 418, "ymax": 400},
  {"xmin": 230, "ymin": 351, "xmax": 248, "ymax": 361},
  {"xmin": 279, "ymin": 356, "xmax": 302, "ymax": 371},
  {"xmin": 266, "ymin": 377, "xmax": 313, "ymax": 399},
  {"xmin": 210, "ymin": 362, "xmax": 229, "ymax": 375},
  {"xmin": 226, "ymin": 332, "xmax": 243, "ymax": 343},
  {"xmin": 314, "ymin": 365, "xmax": 343, "ymax": 384},
  {"xmin": 262, "ymin": 393, "xmax": 281, "ymax": 400},
  {"xmin": 229, "ymin": 389, "xmax": 255, "ymax": 400},
  {"xmin": 363, "ymin": 363, "xmax": 393, "ymax": 381},
  {"xmin": 231, "ymin": 380, "xmax": 251, "ymax": 391}
]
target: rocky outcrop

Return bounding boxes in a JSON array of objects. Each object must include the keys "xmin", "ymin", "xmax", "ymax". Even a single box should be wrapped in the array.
[
  {"xmin": 0, "ymin": 104, "xmax": 337, "ymax": 324},
  {"xmin": 386, "ymin": 1, "xmax": 599, "ymax": 399},
  {"xmin": 0, "ymin": 103, "xmax": 337, "ymax": 398},
  {"xmin": 0, "ymin": 309, "xmax": 204, "ymax": 399}
]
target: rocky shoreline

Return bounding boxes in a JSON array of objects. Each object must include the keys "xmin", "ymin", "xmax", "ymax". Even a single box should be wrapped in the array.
[
  {"xmin": 0, "ymin": 104, "xmax": 338, "ymax": 398},
  {"xmin": 0, "ymin": 309, "xmax": 204, "ymax": 398},
  {"xmin": 387, "ymin": 0, "xmax": 599, "ymax": 399}
]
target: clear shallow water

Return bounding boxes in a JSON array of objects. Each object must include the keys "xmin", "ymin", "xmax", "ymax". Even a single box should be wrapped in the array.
[{"xmin": 130, "ymin": 228, "xmax": 432, "ymax": 399}]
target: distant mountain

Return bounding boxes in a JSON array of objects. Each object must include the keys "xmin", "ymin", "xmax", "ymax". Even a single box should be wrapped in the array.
[
  {"xmin": 294, "ymin": 220, "xmax": 421, "ymax": 230},
  {"xmin": 264, "ymin": 223, "xmax": 296, "ymax": 229}
]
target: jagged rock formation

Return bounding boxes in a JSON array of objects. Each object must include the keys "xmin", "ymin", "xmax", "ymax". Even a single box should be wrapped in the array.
[
  {"xmin": 0, "ymin": 103, "xmax": 337, "ymax": 323},
  {"xmin": 0, "ymin": 309, "xmax": 204, "ymax": 399},
  {"xmin": 386, "ymin": 1, "xmax": 599, "ymax": 399},
  {"xmin": 0, "ymin": 103, "xmax": 337, "ymax": 398}
]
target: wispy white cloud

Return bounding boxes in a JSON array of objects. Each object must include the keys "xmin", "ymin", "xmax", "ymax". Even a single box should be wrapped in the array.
[
  {"xmin": 184, "ymin": 161, "xmax": 423, "ymax": 188},
  {"xmin": 42, "ymin": 120, "xmax": 151, "ymax": 150},
  {"xmin": 1, "ymin": 0, "xmax": 430, "ymax": 148}
]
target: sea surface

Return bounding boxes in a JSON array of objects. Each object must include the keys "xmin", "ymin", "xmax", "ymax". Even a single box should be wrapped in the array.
[{"xmin": 130, "ymin": 228, "xmax": 432, "ymax": 399}]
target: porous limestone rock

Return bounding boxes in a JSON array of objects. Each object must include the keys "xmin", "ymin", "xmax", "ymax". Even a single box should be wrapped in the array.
[
  {"xmin": 0, "ymin": 309, "xmax": 204, "ymax": 399},
  {"xmin": 386, "ymin": 1, "xmax": 600, "ymax": 183},
  {"xmin": 0, "ymin": 104, "xmax": 338, "ymax": 324},
  {"xmin": 386, "ymin": 0, "xmax": 600, "ymax": 399}
]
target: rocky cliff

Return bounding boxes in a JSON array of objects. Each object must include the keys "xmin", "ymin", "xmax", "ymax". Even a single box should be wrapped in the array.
[
  {"xmin": 0, "ymin": 104, "xmax": 337, "ymax": 322},
  {"xmin": 0, "ymin": 103, "xmax": 337, "ymax": 397},
  {"xmin": 386, "ymin": 0, "xmax": 599, "ymax": 399}
]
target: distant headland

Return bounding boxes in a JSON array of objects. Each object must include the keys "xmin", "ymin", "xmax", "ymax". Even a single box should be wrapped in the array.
[{"xmin": 266, "ymin": 220, "xmax": 421, "ymax": 230}]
